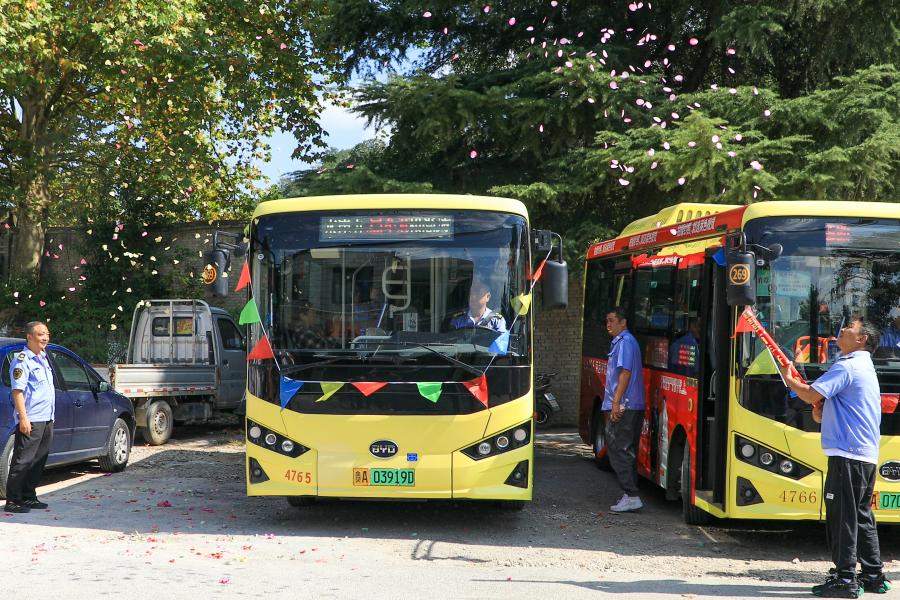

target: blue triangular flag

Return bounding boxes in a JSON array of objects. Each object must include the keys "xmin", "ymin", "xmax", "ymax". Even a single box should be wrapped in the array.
[
  {"xmin": 279, "ymin": 376, "xmax": 305, "ymax": 409},
  {"xmin": 712, "ymin": 248, "xmax": 726, "ymax": 266},
  {"xmin": 488, "ymin": 331, "xmax": 510, "ymax": 355}
]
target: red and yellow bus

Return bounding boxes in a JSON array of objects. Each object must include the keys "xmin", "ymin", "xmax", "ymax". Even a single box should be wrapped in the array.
[{"xmin": 578, "ymin": 201, "xmax": 900, "ymax": 524}]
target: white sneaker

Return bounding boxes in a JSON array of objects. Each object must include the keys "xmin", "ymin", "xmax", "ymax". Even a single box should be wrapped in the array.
[{"xmin": 610, "ymin": 495, "xmax": 643, "ymax": 512}]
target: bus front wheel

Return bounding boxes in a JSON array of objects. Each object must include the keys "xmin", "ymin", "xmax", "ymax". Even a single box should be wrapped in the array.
[
  {"xmin": 680, "ymin": 445, "xmax": 712, "ymax": 525},
  {"xmin": 591, "ymin": 408, "xmax": 612, "ymax": 471}
]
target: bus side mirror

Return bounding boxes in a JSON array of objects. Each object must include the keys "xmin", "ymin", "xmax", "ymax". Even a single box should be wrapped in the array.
[
  {"xmin": 203, "ymin": 249, "xmax": 230, "ymax": 297},
  {"xmin": 725, "ymin": 250, "xmax": 756, "ymax": 307},
  {"xmin": 541, "ymin": 260, "xmax": 569, "ymax": 309}
]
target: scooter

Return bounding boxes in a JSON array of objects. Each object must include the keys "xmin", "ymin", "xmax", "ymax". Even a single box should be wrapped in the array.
[{"xmin": 534, "ymin": 371, "xmax": 560, "ymax": 429}]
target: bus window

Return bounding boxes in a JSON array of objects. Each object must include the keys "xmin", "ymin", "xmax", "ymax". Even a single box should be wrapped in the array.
[
  {"xmin": 582, "ymin": 259, "xmax": 614, "ymax": 357},
  {"xmin": 632, "ymin": 265, "xmax": 675, "ymax": 333}
]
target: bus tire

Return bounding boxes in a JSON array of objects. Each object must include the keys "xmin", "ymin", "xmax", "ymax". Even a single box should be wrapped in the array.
[
  {"xmin": 591, "ymin": 408, "xmax": 612, "ymax": 471},
  {"xmin": 287, "ymin": 496, "xmax": 317, "ymax": 507},
  {"xmin": 680, "ymin": 445, "xmax": 712, "ymax": 526},
  {"xmin": 141, "ymin": 401, "xmax": 173, "ymax": 446},
  {"xmin": 0, "ymin": 435, "xmax": 13, "ymax": 499},
  {"xmin": 496, "ymin": 500, "xmax": 526, "ymax": 511}
]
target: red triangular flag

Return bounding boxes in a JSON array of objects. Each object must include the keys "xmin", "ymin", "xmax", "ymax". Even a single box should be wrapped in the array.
[
  {"xmin": 234, "ymin": 261, "xmax": 250, "ymax": 292},
  {"xmin": 463, "ymin": 375, "xmax": 489, "ymax": 408},
  {"xmin": 531, "ymin": 259, "xmax": 547, "ymax": 282},
  {"xmin": 732, "ymin": 313, "xmax": 755, "ymax": 338},
  {"xmin": 351, "ymin": 381, "xmax": 387, "ymax": 397},
  {"xmin": 247, "ymin": 335, "xmax": 274, "ymax": 360}
]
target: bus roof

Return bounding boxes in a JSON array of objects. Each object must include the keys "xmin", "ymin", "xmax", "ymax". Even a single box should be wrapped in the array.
[
  {"xmin": 252, "ymin": 194, "xmax": 529, "ymax": 220},
  {"xmin": 587, "ymin": 200, "xmax": 900, "ymax": 260}
]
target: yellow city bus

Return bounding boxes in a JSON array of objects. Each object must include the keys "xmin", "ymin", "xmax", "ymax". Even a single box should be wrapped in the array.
[
  {"xmin": 578, "ymin": 201, "xmax": 900, "ymax": 524},
  {"xmin": 228, "ymin": 194, "xmax": 566, "ymax": 508}
]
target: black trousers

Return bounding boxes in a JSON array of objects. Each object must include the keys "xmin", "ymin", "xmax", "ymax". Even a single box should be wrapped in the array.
[
  {"xmin": 605, "ymin": 409, "xmax": 643, "ymax": 496},
  {"xmin": 824, "ymin": 455, "xmax": 883, "ymax": 578},
  {"xmin": 6, "ymin": 420, "xmax": 53, "ymax": 504}
]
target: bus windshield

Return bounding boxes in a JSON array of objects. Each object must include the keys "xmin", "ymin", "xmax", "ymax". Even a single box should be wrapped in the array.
[
  {"xmin": 745, "ymin": 217, "xmax": 900, "ymax": 374},
  {"xmin": 247, "ymin": 209, "xmax": 531, "ymax": 414}
]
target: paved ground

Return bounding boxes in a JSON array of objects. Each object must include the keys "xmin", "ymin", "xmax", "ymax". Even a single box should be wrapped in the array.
[{"xmin": 3, "ymin": 428, "xmax": 898, "ymax": 599}]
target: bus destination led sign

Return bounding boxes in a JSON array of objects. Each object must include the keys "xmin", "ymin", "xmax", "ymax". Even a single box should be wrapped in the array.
[{"xmin": 320, "ymin": 215, "xmax": 454, "ymax": 241}]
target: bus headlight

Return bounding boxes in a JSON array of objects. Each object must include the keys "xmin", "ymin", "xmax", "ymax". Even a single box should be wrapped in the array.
[
  {"xmin": 462, "ymin": 421, "xmax": 532, "ymax": 461},
  {"xmin": 733, "ymin": 435, "xmax": 813, "ymax": 480},
  {"xmin": 246, "ymin": 419, "xmax": 309, "ymax": 458}
]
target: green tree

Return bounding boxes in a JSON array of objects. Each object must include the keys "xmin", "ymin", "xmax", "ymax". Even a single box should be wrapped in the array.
[
  {"xmin": 0, "ymin": 0, "xmax": 342, "ymax": 276},
  {"xmin": 285, "ymin": 0, "xmax": 899, "ymax": 263}
]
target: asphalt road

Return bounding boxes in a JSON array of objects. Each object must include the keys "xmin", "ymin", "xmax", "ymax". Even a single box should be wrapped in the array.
[{"xmin": 2, "ymin": 428, "xmax": 898, "ymax": 599}]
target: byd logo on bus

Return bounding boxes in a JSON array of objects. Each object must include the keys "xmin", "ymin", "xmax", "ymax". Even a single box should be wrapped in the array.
[{"xmin": 370, "ymin": 440, "xmax": 399, "ymax": 459}]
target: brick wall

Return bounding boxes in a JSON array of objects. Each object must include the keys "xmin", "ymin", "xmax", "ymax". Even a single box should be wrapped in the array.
[{"xmin": 534, "ymin": 280, "xmax": 584, "ymax": 426}]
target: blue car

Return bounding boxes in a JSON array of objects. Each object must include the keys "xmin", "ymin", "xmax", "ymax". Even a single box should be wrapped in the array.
[{"xmin": 0, "ymin": 338, "xmax": 135, "ymax": 498}]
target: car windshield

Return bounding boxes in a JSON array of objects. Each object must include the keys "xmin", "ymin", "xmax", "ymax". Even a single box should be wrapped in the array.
[
  {"xmin": 744, "ymin": 217, "xmax": 900, "ymax": 374},
  {"xmin": 249, "ymin": 209, "xmax": 531, "ymax": 378}
]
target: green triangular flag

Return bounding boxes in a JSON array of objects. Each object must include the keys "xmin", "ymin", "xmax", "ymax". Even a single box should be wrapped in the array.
[
  {"xmin": 416, "ymin": 382, "xmax": 443, "ymax": 403},
  {"xmin": 239, "ymin": 299, "xmax": 261, "ymax": 325},
  {"xmin": 316, "ymin": 382, "xmax": 344, "ymax": 402},
  {"xmin": 746, "ymin": 347, "xmax": 778, "ymax": 376}
]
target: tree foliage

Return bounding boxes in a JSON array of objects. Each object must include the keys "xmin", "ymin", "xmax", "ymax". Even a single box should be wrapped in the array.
[
  {"xmin": 0, "ymin": 0, "xmax": 342, "ymax": 275},
  {"xmin": 286, "ymin": 0, "xmax": 899, "ymax": 264}
]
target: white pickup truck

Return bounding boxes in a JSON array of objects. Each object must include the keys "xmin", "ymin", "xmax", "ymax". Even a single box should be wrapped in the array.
[{"xmin": 106, "ymin": 299, "xmax": 246, "ymax": 445}]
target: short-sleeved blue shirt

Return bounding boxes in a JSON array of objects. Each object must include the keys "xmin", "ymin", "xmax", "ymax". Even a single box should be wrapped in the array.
[
  {"xmin": 603, "ymin": 329, "xmax": 645, "ymax": 411},
  {"xmin": 881, "ymin": 325, "xmax": 900, "ymax": 355},
  {"xmin": 450, "ymin": 308, "xmax": 507, "ymax": 332},
  {"xmin": 810, "ymin": 350, "xmax": 881, "ymax": 464},
  {"xmin": 9, "ymin": 347, "xmax": 56, "ymax": 423}
]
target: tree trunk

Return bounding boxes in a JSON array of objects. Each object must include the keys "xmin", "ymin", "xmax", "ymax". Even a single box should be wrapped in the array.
[{"xmin": 10, "ymin": 176, "xmax": 49, "ymax": 279}]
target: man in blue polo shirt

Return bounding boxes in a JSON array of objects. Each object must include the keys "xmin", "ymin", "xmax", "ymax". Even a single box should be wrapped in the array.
[
  {"xmin": 450, "ymin": 281, "xmax": 507, "ymax": 332},
  {"xmin": 4, "ymin": 321, "xmax": 56, "ymax": 514},
  {"xmin": 780, "ymin": 317, "xmax": 889, "ymax": 598},
  {"xmin": 604, "ymin": 306, "xmax": 645, "ymax": 513}
]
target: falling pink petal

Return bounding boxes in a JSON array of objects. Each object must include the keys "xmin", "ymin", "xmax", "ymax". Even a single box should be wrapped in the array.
[
  {"xmin": 671, "ymin": 112, "xmax": 680, "ymax": 119},
  {"xmin": 423, "ymin": 11, "xmax": 432, "ymax": 17},
  {"xmin": 677, "ymin": 177, "xmax": 686, "ymax": 185},
  {"xmin": 687, "ymin": 141, "xmax": 696, "ymax": 148},
  {"xmin": 550, "ymin": 0, "xmax": 558, "ymax": 6},
  {"xmin": 650, "ymin": 161, "xmax": 658, "ymax": 169},
  {"xmin": 538, "ymin": 123, "xmax": 544, "ymax": 133},
  {"xmin": 750, "ymin": 160, "xmax": 763, "ymax": 171},
  {"xmin": 483, "ymin": 5, "xmax": 490, "ymax": 13},
  {"xmin": 734, "ymin": 134, "xmax": 743, "ymax": 142},
  {"xmin": 618, "ymin": 178, "xmax": 630, "ymax": 186},
  {"xmin": 609, "ymin": 81, "xmax": 618, "ymax": 89},
  {"xmin": 39, "ymin": 300, "xmax": 46, "ymax": 307},
  {"xmin": 726, "ymin": 48, "xmax": 736, "ymax": 55},
  {"xmin": 279, "ymin": 42, "xmax": 287, "ymax": 50},
  {"xmin": 711, "ymin": 135, "xmax": 720, "ymax": 143},
  {"xmin": 763, "ymin": 109, "xmax": 771, "ymax": 117},
  {"xmin": 508, "ymin": 17, "xmax": 516, "ymax": 26},
  {"xmin": 647, "ymin": 148, "xmax": 655, "ymax": 156},
  {"xmin": 469, "ymin": 150, "xmax": 478, "ymax": 159},
  {"xmin": 667, "ymin": 44, "xmax": 676, "ymax": 51},
  {"xmin": 628, "ymin": 2, "xmax": 638, "ymax": 10},
  {"xmin": 688, "ymin": 37, "xmax": 699, "ymax": 46}
]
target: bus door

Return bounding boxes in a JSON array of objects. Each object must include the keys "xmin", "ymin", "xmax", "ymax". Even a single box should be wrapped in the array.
[{"xmin": 694, "ymin": 253, "xmax": 730, "ymax": 507}]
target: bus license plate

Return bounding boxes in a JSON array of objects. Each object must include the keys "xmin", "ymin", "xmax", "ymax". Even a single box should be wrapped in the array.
[
  {"xmin": 878, "ymin": 492, "xmax": 900, "ymax": 510},
  {"xmin": 353, "ymin": 468, "xmax": 415, "ymax": 487}
]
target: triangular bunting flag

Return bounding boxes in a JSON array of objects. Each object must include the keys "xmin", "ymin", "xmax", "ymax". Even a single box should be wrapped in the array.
[
  {"xmin": 463, "ymin": 375, "xmax": 489, "ymax": 408},
  {"xmin": 279, "ymin": 376, "xmax": 305, "ymax": 409},
  {"xmin": 416, "ymin": 382, "xmax": 443, "ymax": 403},
  {"xmin": 531, "ymin": 259, "xmax": 547, "ymax": 282},
  {"xmin": 488, "ymin": 331, "xmax": 510, "ymax": 355},
  {"xmin": 745, "ymin": 349, "xmax": 777, "ymax": 376},
  {"xmin": 510, "ymin": 293, "xmax": 533, "ymax": 316},
  {"xmin": 352, "ymin": 381, "xmax": 387, "ymax": 397},
  {"xmin": 732, "ymin": 313, "xmax": 755, "ymax": 337},
  {"xmin": 316, "ymin": 382, "xmax": 344, "ymax": 402},
  {"xmin": 239, "ymin": 299, "xmax": 261, "ymax": 325},
  {"xmin": 234, "ymin": 261, "xmax": 251, "ymax": 292},
  {"xmin": 247, "ymin": 335, "xmax": 274, "ymax": 360}
]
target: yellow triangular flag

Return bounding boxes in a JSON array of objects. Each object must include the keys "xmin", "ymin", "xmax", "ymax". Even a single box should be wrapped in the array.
[
  {"xmin": 316, "ymin": 382, "xmax": 344, "ymax": 402},
  {"xmin": 511, "ymin": 293, "xmax": 533, "ymax": 316},
  {"xmin": 746, "ymin": 347, "xmax": 777, "ymax": 376}
]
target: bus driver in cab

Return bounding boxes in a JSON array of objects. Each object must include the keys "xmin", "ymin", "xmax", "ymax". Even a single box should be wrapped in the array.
[{"xmin": 451, "ymin": 281, "xmax": 507, "ymax": 332}]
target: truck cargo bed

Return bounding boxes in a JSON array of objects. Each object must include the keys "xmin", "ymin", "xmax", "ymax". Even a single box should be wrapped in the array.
[{"xmin": 110, "ymin": 364, "xmax": 217, "ymax": 398}]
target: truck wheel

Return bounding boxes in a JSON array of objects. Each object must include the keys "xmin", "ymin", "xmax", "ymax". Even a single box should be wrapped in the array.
[
  {"xmin": 99, "ymin": 418, "xmax": 132, "ymax": 472},
  {"xmin": 141, "ymin": 401, "xmax": 173, "ymax": 446},
  {"xmin": 680, "ymin": 444, "xmax": 712, "ymax": 525},
  {"xmin": 591, "ymin": 408, "xmax": 612, "ymax": 471},
  {"xmin": 535, "ymin": 401, "xmax": 554, "ymax": 429},
  {"xmin": 0, "ymin": 435, "xmax": 13, "ymax": 499}
]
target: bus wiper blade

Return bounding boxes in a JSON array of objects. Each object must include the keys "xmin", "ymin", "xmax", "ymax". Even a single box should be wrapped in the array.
[
  {"xmin": 279, "ymin": 352, "xmax": 413, "ymax": 375},
  {"xmin": 280, "ymin": 357, "xmax": 347, "ymax": 376},
  {"xmin": 372, "ymin": 341, "xmax": 484, "ymax": 378}
]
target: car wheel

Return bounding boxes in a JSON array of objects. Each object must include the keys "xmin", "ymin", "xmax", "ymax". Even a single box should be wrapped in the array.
[
  {"xmin": 141, "ymin": 401, "xmax": 173, "ymax": 446},
  {"xmin": 0, "ymin": 435, "xmax": 13, "ymax": 499},
  {"xmin": 99, "ymin": 418, "xmax": 131, "ymax": 472},
  {"xmin": 591, "ymin": 408, "xmax": 612, "ymax": 471}
]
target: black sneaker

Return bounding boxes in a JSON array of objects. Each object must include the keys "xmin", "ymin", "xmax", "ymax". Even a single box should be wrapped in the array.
[
  {"xmin": 23, "ymin": 499, "xmax": 48, "ymax": 509},
  {"xmin": 859, "ymin": 572, "xmax": 891, "ymax": 594},
  {"xmin": 3, "ymin": 502, "xmax": 31, "ymax": 513},
  {"xmin": 812, "ymin": 574, "xmax": 863, "ymax": 598}
]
